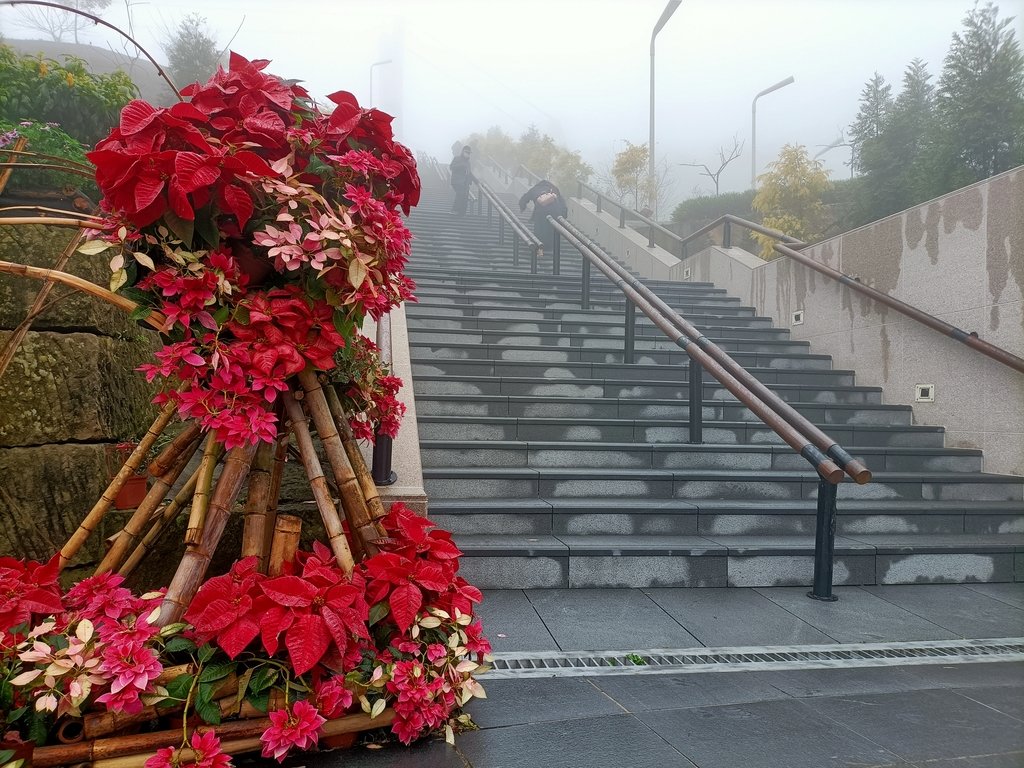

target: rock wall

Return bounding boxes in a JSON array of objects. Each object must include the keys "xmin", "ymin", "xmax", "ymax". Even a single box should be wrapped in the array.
[{"xmin": 0, "ymin": 225, "xmax": 158, "ymax": 567}]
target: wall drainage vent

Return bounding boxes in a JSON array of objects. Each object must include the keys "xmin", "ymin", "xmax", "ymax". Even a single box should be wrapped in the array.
[{"xmin": 487, "ymin": 638, "xmax": 1024, "ymax": 679}]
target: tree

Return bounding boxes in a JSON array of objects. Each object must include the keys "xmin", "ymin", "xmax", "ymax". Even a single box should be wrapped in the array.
[
  {"xmin": 548, "ymin": 147, "xmax": 593, "ymax": 197},
  {"xmin": 12, "ymin": 0, "xmax": 112, "ymax": 43},
  {"xmin": 848, "ymin": 72, "xmax": 893, "ymax": 173},
  {"xmin": 679, "ymin": 135, "xmax": 744, "ymax": 196},
  {"xmin": 609, "ymin": 142, "xmax": 651, "ymax": 211},
  {"xmin": 163, "ymin": 13, "xmax": 222, "ymax": 89},
  {"xmin": 751, "ymin": 144, "xmax": 831, "ymax": 258},
  {"xmin": 934, "ymin": 1, "xmax": 1024, "ymax": 183}
]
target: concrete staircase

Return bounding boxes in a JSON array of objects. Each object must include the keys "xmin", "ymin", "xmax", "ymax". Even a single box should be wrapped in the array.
[{"xmin": 403, "ymin": 174, "xmax": 1024, "ymax": 589}]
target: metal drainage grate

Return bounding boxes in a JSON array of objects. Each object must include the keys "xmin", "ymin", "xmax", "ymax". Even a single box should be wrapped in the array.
[{"xmin": 486, "ymin": 638, "xmax": 1024, "ymax": 678}]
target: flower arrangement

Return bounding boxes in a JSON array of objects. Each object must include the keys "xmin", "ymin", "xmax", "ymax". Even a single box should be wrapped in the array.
[
  {"xmin": 1, "ymin": 506, "xmax": 491, "ymax": 766},
  {"xmin": 83, "ymin": 51, "xmax": 418, "ymax": 449}
]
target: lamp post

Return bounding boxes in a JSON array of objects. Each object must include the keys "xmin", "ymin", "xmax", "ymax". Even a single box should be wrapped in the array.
[
  {"xmin": 750, "ymin": 75, "xmax": 794, "ymax": 188},
  {"xmin": 369, "ymin": 58, "xmax": 393, "ymax": 105},
  {"xmin": 649, "ymin": 0, "xmax": 681, "ymax": 218}
]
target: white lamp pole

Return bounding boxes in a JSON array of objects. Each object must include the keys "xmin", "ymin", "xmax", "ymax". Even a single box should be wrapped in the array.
[
  {"xmin": 369, "ymin": 59, "xmax": 393, "ymax": 105},
  {"xmin": 649, "ymin": 0, "xmax": 681, "ymax": 217},
  {"xmin": 750, "ymin": 75, "xmax": 795, "ymax": 188}
]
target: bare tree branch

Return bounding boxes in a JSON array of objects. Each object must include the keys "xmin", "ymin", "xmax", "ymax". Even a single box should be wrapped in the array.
[{"xmin": 680, "ymin": 135, "xmax": 745, "ymax": 195}]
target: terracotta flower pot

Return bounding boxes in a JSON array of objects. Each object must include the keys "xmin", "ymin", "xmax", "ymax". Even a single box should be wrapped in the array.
[{"xmin": 114, "ymin": 474, "xmax": 148, "ymax": 510}]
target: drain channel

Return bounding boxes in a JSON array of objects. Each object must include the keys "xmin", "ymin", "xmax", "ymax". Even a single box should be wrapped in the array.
[{"xmin": 486, "ymin": 638, "xmax": 1024, "ymax": 678}]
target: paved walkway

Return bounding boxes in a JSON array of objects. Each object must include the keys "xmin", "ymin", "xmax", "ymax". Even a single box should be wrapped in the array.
[{"xmin": 293, "ymin": 584, "xmax": 1024, "ymax": 767}]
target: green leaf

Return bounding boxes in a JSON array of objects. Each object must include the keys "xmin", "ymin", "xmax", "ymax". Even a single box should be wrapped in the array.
[
  {"xmin": 194, "ymin": 207, "xmax": 219, "ymax": 248},
  {"xmin": 162, "ymin": 634, "xmax": 195, "ymax": 653},
  {"xmin": 197, "ymin": 643, "xmax": 216, "ymax": 663},
  {"xmin": 247, "ymin": 666, "xmax": 277, "ymax": 694},
  {"xmin": 27, "ymin": 710, "xmax": 48, "ymax": 747},
  {"xmin": 193, "ymin": 694, "xmax": 221, "ymax": 725},
  {"xmin": 368, "ymin": 601, "xmax": 390, "ymax": 627},
  {"xmin": 163, "ymin": 210, "xmax": 195, "ymax": 246},
  {"xmin": 127, "ymin": 305, "xmax": 153, "ymax": 323},
  {"xmin": 246, "ymin": 689, "xmax": 270, "ymax": 713},
  {"xmin": 232, "ymin": 667, "xmax": 254, "ymax": 717},
  {"xmin": 198, "ymin": 661, "xmax": 234, "ymax": 684},
  {"xmin": 0, "ymin": 749, "xmax": 14, "ymax": 765},
  {"xmin": 160, "ymin": 673, "xmax": 194, "ymax": 705}
]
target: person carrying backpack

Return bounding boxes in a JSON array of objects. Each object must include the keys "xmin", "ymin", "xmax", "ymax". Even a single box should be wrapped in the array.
[{"xmin": 519, "ymin": 180, "xmax": 568, "ymax": 254}]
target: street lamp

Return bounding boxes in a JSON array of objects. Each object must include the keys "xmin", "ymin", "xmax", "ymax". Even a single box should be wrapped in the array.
[
  {"xmin": 649, "ymin": 0, "xmax": 681, "ymax": 218},
  {"xmin": 369, "ymin": 58, "xmax": 393, "ymax": 105},
  {"xmin": 750, "ymin": 75, "xmax": 794, "ymax": 188}
]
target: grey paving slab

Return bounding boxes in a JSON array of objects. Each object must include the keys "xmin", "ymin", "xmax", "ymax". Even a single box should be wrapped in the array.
[
  {"xmin": 962, "ymin": 582, "xmax": 1024, "ymax": 610},
  {"xmin": 917, "ymin": 753, "xmax": 1024, "ymax": 767},
  {"xmin": 756, "ymin": 586, "xmax": 958, "ymax": 642},
  {"xmin": 276, "ymin": 738, "xmax": 469, "ymax": 767},
  {"xmin": 464, "ymin": 678, "xmax": 623, "ymax": 728},
  {"xmin": 862, "ymin": 584, "xmax": 1024, "ymax": 638},
  {"xmin": 903, "ymin": 661, "xmax": 1024, "ymax": 690},
  {"xmin": 644, "ymin": 587, "xmax": 836, "ymax": 647},
  {"xmin": 811, "ymin": 689, "xmax": 1024, "ymax": 762},
  {"xmin": 524, "ymin": 588, "xmax": 701, "ymax": 650},
  {"xmin": 639, "ymin": 697, "xmax": 909, "ymax": 768},
  {"xmin": 592, "ymin": 670, "xmax": 789, "ymax": 713},
  {"xmin": 754, "ymin": 665, "xmax": 945, "ymax": 698},
  {"xmin": 456, "ymin": 713, "xmax": 696, "ymax": 768},
  {"xmin": 476, "ymin": 590, "xmax": 558, "ymax": 652},
  {"xmin": 953, "ymin": 685, "xmax": 1024, "ymax": 723}
]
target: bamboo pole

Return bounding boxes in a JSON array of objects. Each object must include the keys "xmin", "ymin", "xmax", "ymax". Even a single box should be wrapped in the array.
[
  {"xmin": 96, "ymin": 435, "xmax": 201, "ymax": 574},
  {"xmin": 296, "ymin": 369, "xmax": 383, "ymax": 553},
  {"xmin": 185, "ymin": 437, "xmax": 220, "ymax": 546},
  {"xmin": 46, "ymin": 710, "xmax": 397, "ymax": 768},
  {"xmin": 0, "ymin": 217, "xmax": 105, "ymax": 228},
  {"xmin": 239, "ymin": 439, "xmax": 276, "ymax": 565},
  {"xmin": 0, "ymin": 260, "xmax": 167, "ymax": 328},
  {"xmin": 146, "ymin": 423, "xmax": 202, "ymax": 477},
  {"xmin": 118, "ymin": 447, "xmax": 222, "ymax": 579},
  {"xmin": 58, "ymin": 403, "xmax": 176, "ymax": 570},
  {"xmin": 282, "ymin": 391, "xmax": 356, "ymax": 574},
  {"xmin": 0, "ymin": 136, "xmax": 28, "ymax": 194},
  {"xmin": 323, "ymin": 380, "xmax": 389, "ymax": 524},
  {"xmin": 267, "ymin": 514, "xmax": 301, "ymax": 577},
  {"xmin": 158, "ymin": 442, "xmax": 258, "ymax": 626},
  {"xmin": 261, "ymin": 434, "xmax": 289, "ymax": 569}
]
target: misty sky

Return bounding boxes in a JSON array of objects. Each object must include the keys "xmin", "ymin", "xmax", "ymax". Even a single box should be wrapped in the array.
[{"xmin": 3, "ymin": 0, "xmax": 1021, "ymax": 210}]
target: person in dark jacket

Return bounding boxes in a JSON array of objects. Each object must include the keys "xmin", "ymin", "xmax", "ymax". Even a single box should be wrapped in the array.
[
  {"xmin": 519, "ymin": 180, "xmax": 567, "ymax": 254},
  {"xmin": 449, "ymin": 145, "xmax": 476, "ymax": 216}
]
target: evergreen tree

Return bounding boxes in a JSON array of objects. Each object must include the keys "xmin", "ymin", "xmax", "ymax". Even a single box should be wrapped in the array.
[
  {"xmin": 848, "ymin": 73, "xmax": 893, "ymax": 173},
  {"xmin": 164, "ymin": 14, "xmax": 222, "ymax": 89},
  {"xmin": 934, "ymin": 1, "xmax": 1024, "ymax": 183}
]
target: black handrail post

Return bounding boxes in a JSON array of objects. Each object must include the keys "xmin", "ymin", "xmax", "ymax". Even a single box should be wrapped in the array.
[
  {"xmin": 531, "ymin": 244, "xmax": 538, "ymax": 274},
  {"xmin": 581, "ymin": 256, "xmax": 591, "ymax": 310},
  {"xmin": 552, "ymin": 229, "xmax": 561, "ymax": 276},
  {"xmin": 513, "ymin": 237, "xmax": 519, "ymax": 267},
  {"xmin": 722, "ymin": 220, "xmax": 731, "ymax": 248},
  {"xmin": 808, "ymin": 477, "xmax": 839, "ymax": 601},
  {"xmin": 371, "ymin": 429, "xmax": 397, "ymax": 485},
  {"xmin": 688, "ymin": 353, "xmax": 703, "ymax": 444},
  {"xmin": 647, "ymin": 226, "xmax": 655, "ymax": 248},
  {"xmin": 619, "ymin": 207, "xmax": 626, "ymax": 228},
  {"xmin": 499, "ymin": 215, "xmax": 505, "ymax": 245},
  {"xmin": 623, "ymin": 298, "xmax": 636, "ymax": 364}
]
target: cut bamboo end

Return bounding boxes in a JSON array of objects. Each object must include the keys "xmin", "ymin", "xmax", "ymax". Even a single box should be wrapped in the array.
[
  {"xmin": 59, "ymin": 403, "xmax": 176, "ymax": 570},
  {"xmin": 267, "ymin": 514, "xmax": 302, "ymax": 576},
  {"xmin": 185, "ymin": 436, "xmax": 220, "ymax": 547}
]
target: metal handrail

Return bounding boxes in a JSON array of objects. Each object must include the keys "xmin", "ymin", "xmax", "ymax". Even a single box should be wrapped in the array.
[
  {"xmin": 476, "ymin": 178, "xmax": 543, "ymax": 270},
  {"xmin": 552, "ymin": 214, "xmax": 870, "ymax": 485},
  {"xmin": 370, "ymin": 312, "xmax": 398, "ymax": 485},
  {"xmin": 549, "ymin": 214, "xmax": 866, "ymax": 600}
]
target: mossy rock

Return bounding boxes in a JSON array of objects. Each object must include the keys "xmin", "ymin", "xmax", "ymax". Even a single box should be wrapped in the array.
[
  {"xmin": 0, "ymin": 224, "xmax": 139, "ymax": 337},
  {"xmin": 0, "ymin": 329, "xmax": 158, "ymax": 447}
]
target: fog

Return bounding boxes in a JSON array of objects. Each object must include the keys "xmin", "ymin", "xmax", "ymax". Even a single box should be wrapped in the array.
[{"xmin": 3, "ymin": 0, "xmax": 1019, "ymax": 210}]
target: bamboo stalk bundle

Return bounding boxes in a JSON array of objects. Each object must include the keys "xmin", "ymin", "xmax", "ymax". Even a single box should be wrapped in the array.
[
  {"xmin": 296, "ymin": 370, "xmax": 383, "ymax": 552},
  {"xmin": 158, "ymin": 443, "xmax": 258, "ymax": 626},
  {"xmin": 282, "ymin": 391, "xmax": 356, "ymax": 574},
  {"xmin": 45, "ymin": 710, "xmax": 397, "ymax": 768},
  {"xmin": 239, "ymin": 440, "xmax": 276, "ymax": 565},
  {"xmin": 81, "ymin": 675, "xmax": 239, "ymax": 740},
  {"xmin": 58, "ymin": 404, "xmax": 177, "ymax": 570},
  {"xmin": 96, "ymin": 436, "xmax": 201, "ymax": 575},
  {"xmin": 0, "ymin": 229, "xmax": 83, "ymax": 381},
  {"xmin": 267, "ymin": 514, "xmax": 301, "ymax": 577},
  {"xmin": 146, "ymin": 423, "xmax": 202, "ymax": 477},
  {"xmin": 185, "ymin": 438, "xmax": 221, "ymax": 546},
  {"xmin": 118, "ymin": 447, "xmax": 222, "ymax": 579},
  {"xmin": 0, "ymin": 136, "xmax": 28, "ymax": 194},
  {"xmin": 323, "ymin": 380, "xmax": 389, "ymax": 525},
  {"xmin": 261, "ymin": 435, "xmax": 289, "ymax": 569}
]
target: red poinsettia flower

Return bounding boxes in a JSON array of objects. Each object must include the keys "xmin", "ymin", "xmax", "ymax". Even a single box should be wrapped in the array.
[
  {"xmin": 0, "ymin": 553, "xmax": 63, "ymax": 637},
  {"xmin": 185, "ymin": 556, "xmax": 269, "ymax": 658}
]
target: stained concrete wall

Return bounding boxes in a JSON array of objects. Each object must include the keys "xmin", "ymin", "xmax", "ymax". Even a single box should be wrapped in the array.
[{"xmin": 684, "ymin": 167, "xmax": 1024, "ymax": 477}]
